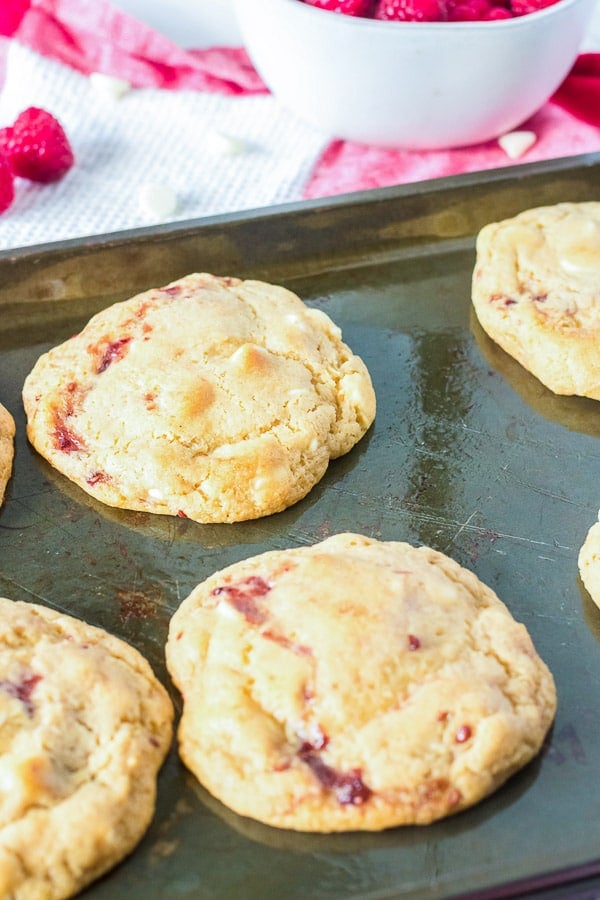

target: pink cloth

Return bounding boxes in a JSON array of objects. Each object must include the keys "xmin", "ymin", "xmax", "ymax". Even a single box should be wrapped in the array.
[
  {"xmin": 1, "ymin": 0, "xmax": 600, "ymax": 200},
  {"xmin": 552, "ymin": 53, "xmax": 600, "ymax": 125},
  {"xmin": 0, "ymin": 0, "xmax": 266, "ymax": 94},
  {"xmin": 304, "ymin": 104, "xmax": 600, "ymax": 198}
]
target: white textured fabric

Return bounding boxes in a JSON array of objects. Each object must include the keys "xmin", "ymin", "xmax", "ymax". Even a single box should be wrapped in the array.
[{"xmin": 0, "ymin": 42, "xmax": 328, "ymax": 251}]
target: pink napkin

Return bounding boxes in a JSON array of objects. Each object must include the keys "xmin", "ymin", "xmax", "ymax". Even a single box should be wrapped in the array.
[
  {"xmin": 304, "ymin": 104, "xmax": 600, "ymax": 198},
  {"xmin": 1, "ymin": 0, "xmax": 599, "ymax": 200},
  {"xmin": 551, "ymin": 53, "xmax": 600, "ymax": 125},
  {"xmin": 0, "ymin": 0, "xmax": 266, "ymax": 94}
]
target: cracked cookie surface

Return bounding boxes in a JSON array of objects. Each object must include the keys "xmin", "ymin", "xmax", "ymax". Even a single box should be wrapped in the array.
[
  {"xmin": 471, "ymin": 202, "xmax": 600, "ymax": 399},
  {"xmin": 166, "ymin": 533, "xmax": 556, "ymax": 832},
  {"xmin": 0, "ymin": 402, "xmax": 15, "ymax": 506},
  {"xmin": 578, "ymin": 512, "xmax": 600, "ymax": 608},
  {"xmin": 23, "ymin": 273, "xmax": 376, "ymax": 523},
  {"xmin": 0, "ymin": 597, "xmax": 173, "ymax": 899}
]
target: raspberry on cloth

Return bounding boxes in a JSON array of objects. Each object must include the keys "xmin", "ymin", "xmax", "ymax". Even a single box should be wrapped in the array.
[
  {"xmin": 0, "ymin": 152, "xmax": 13, "ymax": 213},
  {"xmin": 0, "ymin": 105, "xmax": 73, "ymax": 182}
]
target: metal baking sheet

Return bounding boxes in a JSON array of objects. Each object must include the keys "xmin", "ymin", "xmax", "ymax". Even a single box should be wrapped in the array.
[{"xmin": 1, "ymin": 153, "xmax": 599, "ymax": 900}]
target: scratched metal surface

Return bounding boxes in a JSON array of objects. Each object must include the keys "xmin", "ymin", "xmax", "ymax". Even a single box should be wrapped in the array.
[{"xmin": 1, "ymin": 154, "xmax": 600, "ymax": 899}]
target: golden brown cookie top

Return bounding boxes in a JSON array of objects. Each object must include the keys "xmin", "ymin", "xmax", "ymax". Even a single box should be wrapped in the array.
[
  {"xmin": 23, "ymin": 273, "xmax": 376, "ymax": 523},
  {"xmin": 0, "ymin": 597, "xmax": 173, "ymax": 899},
  {"xmin": 474, "ymin": 202, "xmax": 600, "ymax": 331},
  {"xmin": 472, "ymin": 202, "xmax": 600, "ymax": 398},
  {"xmin": 166, "ymin": 533, "xmax": 556, "ymax": 832}
]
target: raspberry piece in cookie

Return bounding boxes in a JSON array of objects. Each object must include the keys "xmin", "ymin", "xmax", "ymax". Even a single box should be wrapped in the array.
[{"xmin": 166, "ymin": 533, "xmax": 556, "ymax": 832}]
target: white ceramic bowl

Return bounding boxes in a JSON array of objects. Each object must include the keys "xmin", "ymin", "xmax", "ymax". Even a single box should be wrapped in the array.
[{"xmin": 233, "ymin": 0, "xmax": 596, "ymax": 148}]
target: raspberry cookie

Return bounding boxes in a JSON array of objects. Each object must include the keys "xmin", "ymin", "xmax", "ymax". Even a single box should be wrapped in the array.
[
  {"xmin": 0, "ymin": 402, "xmax": 15, "ymax": 505},
  {"xmin": 166, "ymin": 533, "xmax": 556, "ymax": 832},
  {"xmin": 578, "ymin": 512, "xmax": 600, "ymax": 608},
  {"xmin": 23, "ymin": 273, "xmax": 375, "ymax": 524},
  {"xmin": 0, "ymin": 598, "xmax": 173, "ymax": 898},
  {"xmin": 472, "ymin": 202, "xmax": 600, "ymax": 399}
]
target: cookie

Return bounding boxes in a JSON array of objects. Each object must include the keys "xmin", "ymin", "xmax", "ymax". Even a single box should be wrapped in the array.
[
  {"xmin": 0, "ymin": 597, "xmax": 173, "ymax": 898},
  {"xmin": 166, "ymin": 533, "xmax": 556, "ymax": 832},
  {"xmin": 471, "ymin": 202, "xmax": 600, "ymax": 399},
  {"xmin": 0, "ymin": 401, "xmax": 15, "ymax": 505},
  {"xmin": 578, "ymin": 512, "xmax": 600, "ymax": 608},
  {"xmin": 23, "ymin": 273, "xmax": 375, "ymax": 524}
]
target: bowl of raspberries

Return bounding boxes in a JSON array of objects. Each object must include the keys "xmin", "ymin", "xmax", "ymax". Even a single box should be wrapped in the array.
[{"xmin": 233, "ymin": 0, "xmax": 596, "ymax": 148}]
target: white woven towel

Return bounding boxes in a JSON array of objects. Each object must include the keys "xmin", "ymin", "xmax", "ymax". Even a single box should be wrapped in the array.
[{"xmin": 0, "ymin": 42, "xmax": 328, "ymax": 251}]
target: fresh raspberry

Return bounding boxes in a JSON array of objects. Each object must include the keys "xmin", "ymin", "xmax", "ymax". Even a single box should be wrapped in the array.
[
  {"xmin": 374, "ymin": 0, "xmax": 446, "ymax": 21},
  {"xmin": 447, "ymin": 0, "xmax": 512, "ymax": 18},
  {"xmin": 304, "ymin": 0, "xmax": 374, "ymax": 15},
  {"xmin": 0, "ymin": 127, "xmax": 13, "ymax": 158},
  {"xmin": 0, "ymin": 0, "xmax": 29, "ymax": 37},
  {"xmin": 0, "ymin": 107, "xmax": 74, "ymax": 183},
  {"xmin": 0, "ymin": 152, "xmax": 14, "ymax": 214},
  {"xmin": 446, "ymin": 0, "xmax": 490, "ymax": 18},
  {"xmin": 510, "ymin": 0, "xmax": 556, "ymax": 13},
  {"xmin": 482, "ymin": 6, "xmax": 513, "ymax": 17}
]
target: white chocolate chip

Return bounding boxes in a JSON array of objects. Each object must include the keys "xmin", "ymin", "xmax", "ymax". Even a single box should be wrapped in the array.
[
  {"xmin": 138, "ymin": 182, "xmax": 178, "ymax": 220},
  {"xmin": 554, "ymin": 211, "xmax": 600, "ymax": 273},
  {"xmin": 228, "ymin": 343, "xmax": 269, "ymax": 366},
  {"xmin": 205, "ymin": 130, "xmax": 248, "ymax": 156},
  {"xmin": 89, "ymin": 72, "xmax": 132, "ymax": 101},
  {"xmin": 342, "ymin": 372, "xmax": 367, "ymax": 406},
  {"xmin": 212, "ymin": 445, "xmax": 236, "ymax": 460},
  {"xmin": 0, "ymin": 760, "xmax": 19, "ymax": 794},
  {"xmin": 200, "ymin": 479, "xmax": 219, "ymax": 498},
  {"xmin": 497, "ymin": 130, "xmax": 537, "ymax": 160},
  {"xmin": 217, "ymin": 601, "xmax": 238, "ymax": 619},
  {"xmin": 285, "ymin": 312, "xmax": 311, "ymax": 333}
]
